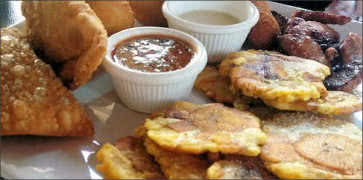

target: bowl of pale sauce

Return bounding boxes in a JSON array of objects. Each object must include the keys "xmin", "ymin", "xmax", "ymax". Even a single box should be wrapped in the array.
[
  {"xmin": 162, "ymin": 1, "xmax": 259, "ymax": 63},
  {"xmin": 103, "ymin": 27, "xmax": 207, "ymax": 113}
]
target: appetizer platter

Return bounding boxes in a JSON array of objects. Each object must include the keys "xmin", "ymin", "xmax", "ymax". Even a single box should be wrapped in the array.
[{"xmin": 1, "ymin": 1, "xmax": 362, "ymax": 179}]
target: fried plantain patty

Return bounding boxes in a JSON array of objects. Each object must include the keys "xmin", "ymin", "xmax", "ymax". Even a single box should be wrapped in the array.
[
  {"xmin": 219, "ymin": 50, "xmax": 330, "ymax": 103},
  {"xmin": 261, "ymin": 112, "xmax": 362, "ymax": 179},
  {"xmin": 144, "ymin": 101, "xmax": 267, "ymax": 156}
]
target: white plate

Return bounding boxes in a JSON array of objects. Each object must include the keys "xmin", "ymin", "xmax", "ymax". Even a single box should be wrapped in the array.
[{"xmin": 1, "ymin": 2, "xmax": 362, "ymax": 179}]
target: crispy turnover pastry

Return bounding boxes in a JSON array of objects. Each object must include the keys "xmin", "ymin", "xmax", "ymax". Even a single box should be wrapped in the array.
[
  {"xmin": 22, "ymin": 1, "xmax": 108, "ymax": 89},
  {"xmin": 207, "ymin": 155, "xmax": 277, "ymax": 179},
  {"xmin": 144, "ymin": 137, "xmax": 209, "ymax": 179},
  {"xmin": 219, "ymin": 50, "xmax": 330, "ymax": 103},
  {"xmin": 144, "ymin": 101, "xmax": 267, "ymax": 156},
  {"xmin": 261, "ymin": 112, "xmax": 362, "ymax": 179},
  {"xmin": 129, "ymin": 0, "xmax": 167, "ymax": 27},
  {"xmin": 87, "ymin": 0, "xmax": 135, "ymax": 35},
  {"xmin": 194, "ymin": 66, "xmax": 236, "ymax": 104},
  {"xmin": 96, "ymin": 136, "xmax": 164, "ymax": 179},
  {"xmin": 263, "ymin": 91, "xmax": 362, "ymax": 115},
  {"xmin": 0, "ymin": 28, "xmax": 94, "ymax": 136}
]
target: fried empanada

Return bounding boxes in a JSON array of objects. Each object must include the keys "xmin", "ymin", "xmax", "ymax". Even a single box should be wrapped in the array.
[
  {"xmin": 261, "ymin": 112, "xmax": 362, "ymax": 179},
  {"xmin": 0, "ymin": 28, "xmax": 94, "ymax": 136},
  {"xmin": 144, "ymin": 101, "xmax": 266, "ymax": 156},
  {"xmin": 22, "ymin": 1, "xmax": 108, "ymax": 89},
  {"xmin": 129, "ymin": 0, "xmax": 167, "ymax": 27},
  {"xmin": 96, "ymin": 136, "xmax": 164, "ymax": 179},
  {"xmin": 87, "ymin": 0, "xmax": 135, "ymax": 35}
]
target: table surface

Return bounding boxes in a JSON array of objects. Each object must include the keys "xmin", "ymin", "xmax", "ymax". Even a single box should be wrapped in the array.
[{"xmin": 0, "ymin": 1, "xmax": 24, "ymax": 28}]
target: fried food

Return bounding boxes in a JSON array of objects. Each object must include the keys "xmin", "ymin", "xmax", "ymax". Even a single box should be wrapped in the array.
[
  {"xmin": 261, "ymin": 112, "xmax": 362, "ymax": 179},
  {"xmin": 0, "ymin": 28, "xmax": 94, "ymax": 136},
  {"xmin": 324, "ymin": 32, "xmax": 363, "ymax": 93},
  {"xmin": 292, "ymin": 10, "xmax": 351, "ymax": 25},
  {"xmin": 207, "ymin": 155, "xmax": 277, "ymax": 179},
  {"xmin": 129, "ymin": 0, "xmax": 167, "ymax": 27},
  {"xmin": 96, "ymin": 136, "xmax": 164, "ymax": 179},
  {"xmin": 219, "ymin": 50, "xmax": 330, "ymax": 103},
  {"xmin": 264, "ymin": 91, "xmax": 362, "ymax": 115},
  {"xmin": 144, "ymin": 101, "xmax": 266, "ymax": 156},
  {"xmin": 87, "ymin": 0, "xmax": 135, "ymax": 35},
  {"xmin": 22, "ymin": 1, "xmax": 108, "ymax": 89},
  {"xmin": 248, "ymin": 1, "xmax": 280, "ymax": 49},
  {"xmin": 144, "ymin": 137, "xmax": 209, "ymax": 179},
  {"xmin": 194, "ymin": 66, "xmax": 236, "ymax": 104}
]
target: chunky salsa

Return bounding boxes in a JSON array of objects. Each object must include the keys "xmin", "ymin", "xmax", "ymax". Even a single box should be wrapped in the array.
[{"xmin": 112, "ymin": 35, "xmax": 194, "ymax": 72}]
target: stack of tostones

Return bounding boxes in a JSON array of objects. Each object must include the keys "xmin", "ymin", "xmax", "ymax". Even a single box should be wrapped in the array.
[
  {"xmin": 206, "ymin": 50, "xmax": 362, "ymax": 115},
  {"xmin": 96, "ymin": 101, "xmax": 274, "ymax": 179}
]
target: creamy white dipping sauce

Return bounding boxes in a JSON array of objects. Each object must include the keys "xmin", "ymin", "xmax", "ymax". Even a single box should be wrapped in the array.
[{"xmin": 180, "ymin": 10, "xmax": 240, "ymax": 25}]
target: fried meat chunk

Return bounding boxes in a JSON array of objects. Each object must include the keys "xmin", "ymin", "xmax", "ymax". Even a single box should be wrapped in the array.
[
  {"xmin": 291, "ymin": 10, "xmax": 351, "ymax": 25},
  {"xmin": 0, "ymin": 28, "xmax": 94, "ymax": 136},
  {"xmin": 261, "ymin": 112, "xmax": 362, "ymax": 179},
  {"xmin": 144, "ymin": 101, "xmax": 266, "ymax": 156}
]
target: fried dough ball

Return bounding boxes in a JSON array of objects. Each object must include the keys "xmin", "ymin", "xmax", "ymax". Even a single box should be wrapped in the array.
[
  {"xmin": 219, "ymin": 50, "xmax": 330, "ymax": 103},
  {"xmin": 144, "ymin": 138, "xmax": 209, "ymax": 179},
  {"xmin": 144, "ymin": 101, "xmax": 267, "ymax": 156},
  {"xmin": 248, "ymin": 1, "xmax": 281, "ymax": 49},
  {"xmin": 129, "ymin": 0, "xmax": 167, "ymax": 27},
  {"xmin": 263, "ymin": 91, "xmax": 362, "ymax": 115},
  {"xmin": 207, "ymin": 155, "xmax": 277, "ymax": 179},
  {"xmin": 261, "ymin": 112, "xmax": 362, "ymax": 179},
  {"xmin": 96, "ymin": 136, "xmax": 164, "ymax": 179},
  {"xmin": 22, "ymin": 1, "xmax": 108, "ymax": 89},
  {"xmin": 87, "ymin": 0, "xmax": 135, "ymax": 35}
]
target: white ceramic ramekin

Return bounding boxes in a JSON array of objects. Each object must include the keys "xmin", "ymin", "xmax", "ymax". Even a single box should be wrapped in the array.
[
  {"xmin": 103, "ymin": 27, "xmax": 207, "ymax": 113},
  {"xmin": 162, "ymin": 1, "xmax": 259, "ymax": 63}
]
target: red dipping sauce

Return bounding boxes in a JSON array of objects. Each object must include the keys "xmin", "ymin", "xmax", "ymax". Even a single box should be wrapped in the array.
[{"xmin": 112, "ymin": 35, "xmax": 194, "ymax": 72}]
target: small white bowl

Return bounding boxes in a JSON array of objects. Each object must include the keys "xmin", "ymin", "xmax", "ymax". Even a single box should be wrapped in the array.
[
  {"xmin": 103, "ymin": 27, "xmax": 207, "ymax": 113},
  {"xmin": 162, "ymin": 1, "xmax": 259, "ymax": 63}
]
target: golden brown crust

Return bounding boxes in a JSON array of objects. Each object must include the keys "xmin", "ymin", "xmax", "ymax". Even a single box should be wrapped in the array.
[
  {"xmin": 263, "ymin": 91, "xmax": 362, "ymax": 115},
  {"xmin": 261, "ymin": 112, "xmax": 362, "ymax": 179},
  {"xmin": 129, "ymin": 0, "xmax": 167, "ymax": 27},
  {"xmin": 0, "ymin": 27, "xmax": 94, "ymax": 136},
  {"xmin": 22, "ymin": 1, "xmax": 108, "ymax": 89},
  {"xmin": 144, "ymin": 137, "xmax": 209, "ymax": 179},
  {"xmin": 87, "ymin": 0, "xmax": 135, "ymax": 35},
  {"xmin": 248, "ymin": 1, "xmax": 280, "ymax": 49},
  {"xmin": 144, "ymin": 101, "xmax": 267, "ymax": 156},
  {"xmin": 194, "ymin": 66, "xmax": 236, "ymax": 104},
  {"xmin": 219, "ymin": 50, "xmax": 330, "ymax": 103},
  {"xmin": 96, "ymin": 136, "xmax": 164, "ymax": 179},
  {"xmin": 207, "ymin": 155, "xmax": 277, "ymax": 179}
]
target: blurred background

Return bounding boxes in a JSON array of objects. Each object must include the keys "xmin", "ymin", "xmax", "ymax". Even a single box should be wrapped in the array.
[{"xmin": 0, "ymin": 1, "xmax": 362, "ymax": 28}]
